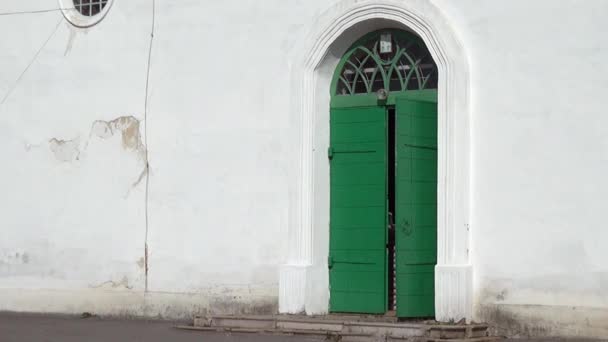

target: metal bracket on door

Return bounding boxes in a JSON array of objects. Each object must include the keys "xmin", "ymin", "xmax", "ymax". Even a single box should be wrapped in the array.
[{"xmin": 402, "ymin": 143, "xmax": 437, "ymax": 151}]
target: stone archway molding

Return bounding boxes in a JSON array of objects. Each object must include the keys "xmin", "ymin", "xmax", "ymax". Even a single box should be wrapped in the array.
[{"xmin": 280, "ymin": 0, "xmax": 473, "ymax": 322}]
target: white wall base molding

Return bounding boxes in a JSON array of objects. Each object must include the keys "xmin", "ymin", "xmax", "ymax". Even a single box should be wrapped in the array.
[
  {"xmin": 278, "ymin": 264, "xmax": 308, "ymax": 314},
  {"xmin": 304, "ymin": 264, "xmax": 330, "ymax": 315},
  {"xmin": 435, "ymin": 264, "xmax": 473, "ymax": 322}
]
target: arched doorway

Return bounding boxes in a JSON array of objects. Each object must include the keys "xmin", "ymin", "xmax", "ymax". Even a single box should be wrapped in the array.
[{"xmin": 328, "ymin": 29, "xmax": 438, "ymax": 317}]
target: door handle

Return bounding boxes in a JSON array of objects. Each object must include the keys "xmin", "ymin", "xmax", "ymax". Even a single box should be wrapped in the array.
[{"xmin": 401, "ymin": 219, "xmax": 413, "ymax": 236}]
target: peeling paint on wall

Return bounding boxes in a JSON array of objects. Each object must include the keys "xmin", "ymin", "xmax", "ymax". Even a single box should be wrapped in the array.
[
  {"xmin": 90, "ymin": 116, "xmax": 149, "ymax": 191},
  {"xmin": 49, "ymin": 116, "xmax": 147, "ymax": 167},
  {"xmin": 91, "ymin": 116, "xmax": 146, "ymax": 160},
  {"xmin": 48, "ymin": 138, "xmax": 80, "ymax": 162}
]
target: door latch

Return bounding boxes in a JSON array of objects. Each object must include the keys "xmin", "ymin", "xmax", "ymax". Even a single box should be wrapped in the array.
[{"xmin": 402, "ymin": 219, "xmax": 413, "ymax": 236}]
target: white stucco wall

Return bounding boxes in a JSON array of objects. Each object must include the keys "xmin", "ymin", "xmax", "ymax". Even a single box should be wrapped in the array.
[
  {"xmin": 0, "ymin": 0, "xmax": 150, "ymax": 315},
  {"xmin": 2, "ymin": 0, "xmax": 608, "ymax": 337},
  {"xmin": 1, "ymin": 0, "xmax": 352, "ymax": 319},
  {"xmin": 436, "ymin": 0, "xmax": 608, "ymax": 338}
]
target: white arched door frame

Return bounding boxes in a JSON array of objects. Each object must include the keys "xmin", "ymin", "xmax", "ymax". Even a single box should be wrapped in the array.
[{"xmin": 280, "ymin": 0, "xmax": 473, "ymax": 322}]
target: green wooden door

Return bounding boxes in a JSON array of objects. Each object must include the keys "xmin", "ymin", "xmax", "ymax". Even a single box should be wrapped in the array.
[
  {"xmin": 395, "ymin": 93, "xmax": 438, "ymax": 317},
  {"xmin": 329, "ymin": 105, "xmax": 387, "ymax": 314}
]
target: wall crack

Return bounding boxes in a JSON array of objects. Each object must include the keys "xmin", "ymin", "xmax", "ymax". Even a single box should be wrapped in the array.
[
  {"xmin": 1, "ymin": 17, "xmax": 62, "ymax": 105},
  {"xmin": 0, "ymin": 8, "xmax": 75, "ymax": 16},
  {"xmin": 143, "ymin": 0, "xmax": 156, "ymax": 295}
]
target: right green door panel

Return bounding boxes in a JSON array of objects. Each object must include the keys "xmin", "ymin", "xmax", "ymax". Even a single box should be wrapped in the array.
[
  {"xmin": 395, "ymin": 93, "xmax": 438, "ymax": 317},
  {"xmin": 329, "ymin": 105, "xmax": 387, "ymax": 314}
]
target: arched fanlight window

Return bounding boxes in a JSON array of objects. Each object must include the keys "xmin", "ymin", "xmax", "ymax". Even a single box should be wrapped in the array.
[{"xmin": 333, "ymin": 30, "xmax": 438, "ymax": 96}]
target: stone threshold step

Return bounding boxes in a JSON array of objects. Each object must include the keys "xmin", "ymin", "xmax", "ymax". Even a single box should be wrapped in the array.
[
  {"xmin": 189, "ymin": 314, "xmax": 493, "ymax": 340},
  {"xmin": 199, "ymin": 314, "xmax": 489, "ymax": 328},
  {"xmin": 177, "ymin": 325, "xmax": 374, "ymax": 337},
  {"xmin": 177, "ymin": 325, "xmax": 503, "ymax": 342}
]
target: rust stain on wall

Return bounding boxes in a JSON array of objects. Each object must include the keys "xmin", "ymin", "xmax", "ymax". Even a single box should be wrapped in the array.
[{"xmin": 91, "ymin": 116, "xmax": 146, "ymax": 159}]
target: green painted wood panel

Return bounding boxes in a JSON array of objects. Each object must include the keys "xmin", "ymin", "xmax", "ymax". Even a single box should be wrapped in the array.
[
  {"xmin": 395, "ymin": 93, "xmax": 438, "ymax": 318},
  {"xmin": 329, "ymin": 106, "xmax": 387, "ymax": 314}
]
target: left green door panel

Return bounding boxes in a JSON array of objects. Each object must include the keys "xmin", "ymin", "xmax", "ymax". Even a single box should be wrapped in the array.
[
  {"xmin": 395, "ymin": 94, "xmax": 438, "ymax": 318},
  {"xmin": 329, "ymin": 106, "xmax": 387, "ymax": 314}
]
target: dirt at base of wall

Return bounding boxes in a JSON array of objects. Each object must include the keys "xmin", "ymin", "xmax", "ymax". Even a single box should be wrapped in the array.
[{"xmin": 477, "ymin": 303, "xmax": 608, "ymax": 339}]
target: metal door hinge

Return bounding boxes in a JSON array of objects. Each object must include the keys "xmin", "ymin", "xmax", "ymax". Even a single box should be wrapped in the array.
[{"xmin": 328, "ymin": 147, "xmax": 334, "ymax": 160}]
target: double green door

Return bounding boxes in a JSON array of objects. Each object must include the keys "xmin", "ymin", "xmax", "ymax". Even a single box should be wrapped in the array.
[{"xmin": 329, "ymin": 92, "xmax": 437, "ymax": 317}]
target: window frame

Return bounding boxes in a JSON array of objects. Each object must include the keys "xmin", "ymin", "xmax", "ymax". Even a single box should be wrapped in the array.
[{"xmin": 59, "ymin": 0, "xmax": 114, "ymax": 28}]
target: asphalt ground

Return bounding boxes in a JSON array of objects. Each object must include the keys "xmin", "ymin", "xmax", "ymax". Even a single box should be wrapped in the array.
[{"xmin": 0, "ymin": 312, "xmax": 603, "ymax": 342}]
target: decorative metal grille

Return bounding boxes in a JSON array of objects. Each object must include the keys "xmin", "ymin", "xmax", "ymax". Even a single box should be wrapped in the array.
[
  {"xmin": 335, "ymin": 31, "xmax": 438, "ymax": 95},
  {"xmin": 73, "ymin": 0, "xmax": 109, "ymax": 16}
]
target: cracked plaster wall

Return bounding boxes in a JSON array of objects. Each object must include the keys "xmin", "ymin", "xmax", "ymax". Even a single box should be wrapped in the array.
[
  {"xmin": 3, "ymin": 0, "xmax": 608, "ymax": 338},
  {"xmin": 0, "ymin": 0, "xmax": 328, "ymax": 318},
  {"xmin": 0, "ymin": 0, "xmax": 150, "ymax": 310}
]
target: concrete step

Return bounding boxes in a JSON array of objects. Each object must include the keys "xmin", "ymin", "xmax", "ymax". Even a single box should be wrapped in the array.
[
  {"xmin": 277, "ymin": 319, "xmax": 343, "ymax": 332},
  {"xmin": 428, "ymin": 325, "xmax": 491, "ymax": 339},
  {"xmin": 344, "ymin": 321, "xmax": 429, "ymax": 339},
  {"xmin": 190, "ymin": 314, "xmax": 497, "ymax": 341},
  {"xmin": 195, "ymin": 315, "xmax": 277, "ymax": 330},
  {"xmin": 416, "ymin": 338, "xmax": 504, "ymax": 342}
]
